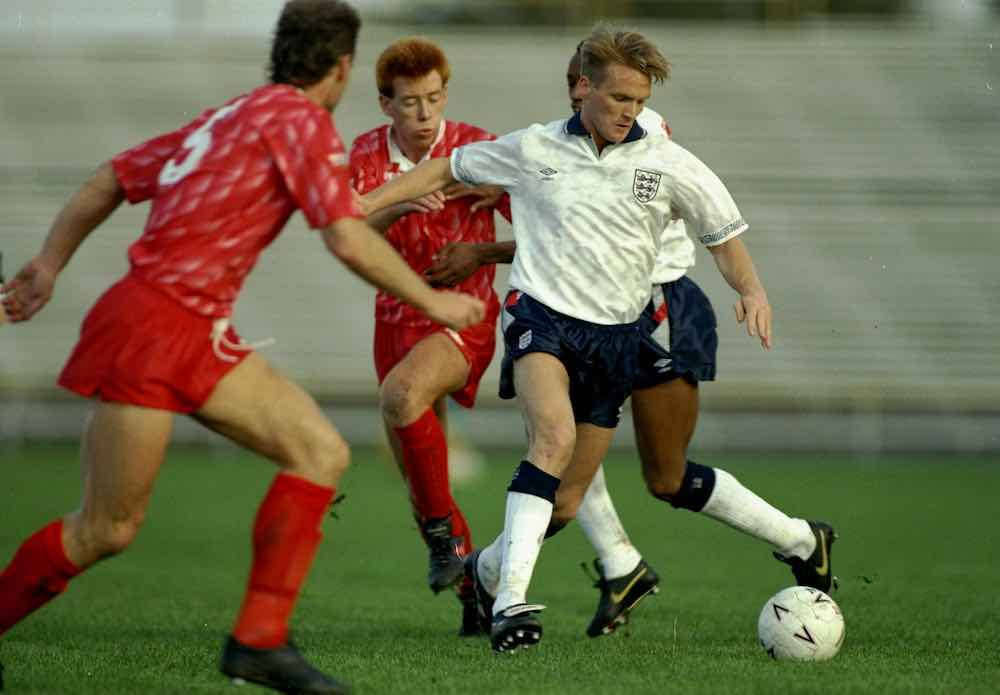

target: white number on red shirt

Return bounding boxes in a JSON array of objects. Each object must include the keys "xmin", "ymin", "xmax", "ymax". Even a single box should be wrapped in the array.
[{"xmin": 158, "ymin": 98, "xmax": 246, "ymax": 186}]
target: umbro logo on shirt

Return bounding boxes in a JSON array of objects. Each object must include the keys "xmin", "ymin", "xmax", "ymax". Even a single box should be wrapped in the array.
[{"xmin": 539, "ymin": 167, "xmax": 558, "ymax": 181}]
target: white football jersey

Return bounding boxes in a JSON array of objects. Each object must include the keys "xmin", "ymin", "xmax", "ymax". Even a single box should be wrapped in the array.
[
  {"xmin": 636, "ymin": 108, "xmax": 741, "ymax": 285},
  {"xmin": 451, "ymin": 113, "xmax": 747, "ymax": 324}
]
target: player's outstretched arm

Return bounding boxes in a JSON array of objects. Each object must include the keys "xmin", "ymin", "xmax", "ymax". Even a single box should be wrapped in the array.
[
  {"xmin": 1, "ymin": 162, "xmax": 124, "ymax": 322},
  {"xmin": 366, "ymin": 191, "xmax": 447, "ymax": 233},
  {"xmin": 708, "ymin": 236, "xmax": 773, "ymax": 350},
  {"xmin": 442, "ymin": 182, "xmax": 506, "ymax": 212},
  {"xmin": 322, "ymin": 217, "xmax": 485, "ymax": 331},
  {"xmin": 424, "ymin": 240, "xmax": 517, "ymax": 287},
  {"xmin": 361, "ymin": 158, "xmax": 455, "ymax": 217}
]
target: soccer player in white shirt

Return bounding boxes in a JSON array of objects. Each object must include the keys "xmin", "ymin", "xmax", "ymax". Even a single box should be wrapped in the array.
[
  {"xmin": 362, "ymin": 26, "xmax": 777, "ymax": 652},
  {"xmin": 429, "ymin": 43, "xmax": 838, "ymax": 640}
]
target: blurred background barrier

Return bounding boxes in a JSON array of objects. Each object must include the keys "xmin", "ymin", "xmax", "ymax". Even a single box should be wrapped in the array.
[{"xmin": 1, "ymin": 0, "xmax": 997, "ymax": 451}]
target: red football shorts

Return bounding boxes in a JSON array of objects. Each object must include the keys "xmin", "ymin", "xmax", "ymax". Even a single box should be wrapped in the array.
[
  {"xmin": 373, "ymin": 297, "xmax": 499, "ymax": 408},
  {"xmin": 58, "ymin": 274, "xmax": 249, "ymax": 413}
]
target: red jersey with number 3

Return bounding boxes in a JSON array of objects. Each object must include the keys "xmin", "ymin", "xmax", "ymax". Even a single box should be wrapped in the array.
[
  {"xmin": 111, "ymin": 83, "xmax": 360, "ymax": 318},
  {"xmin": 350, "ymin": 121, "xmax": 510, "ymax": 328}
]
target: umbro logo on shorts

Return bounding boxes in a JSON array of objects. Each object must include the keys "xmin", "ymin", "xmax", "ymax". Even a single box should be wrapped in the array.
[{"xmin": 518, "ymin": 330, "xmax": 533, "ymax": 349}]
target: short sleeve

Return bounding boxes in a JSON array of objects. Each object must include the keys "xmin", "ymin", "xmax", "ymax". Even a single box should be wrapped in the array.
[
  {"xmin": 263, "ymin": 111, "xmax": 361, "ymax": 229},
  {"xmin": 450, "ymin": 129, "xmax": 525, "ymax": 189},
  {"xmin": 668, "ymin": 145, "xmax": 748, "ymax": 247},
  {"xmin": 111, "ymin": 114, "xmax": 207, "ymax": 204}
]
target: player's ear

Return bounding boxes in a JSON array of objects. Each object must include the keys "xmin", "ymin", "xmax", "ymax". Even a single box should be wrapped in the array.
[
  {"xmin": 378, "ymin": 94, "xmax": 393, "ymax": 118},
  {"xmin": 333, "ymin": 53, "xmax": 353, "ymax": 84}
]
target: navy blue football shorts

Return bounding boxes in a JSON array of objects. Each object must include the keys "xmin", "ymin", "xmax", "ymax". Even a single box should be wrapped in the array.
[
  {"xmin": 498, "ymin": 290, "xmax": 640, "ymax": 428},
  {"xmin": 634, "ymin": 276, "xmax": 718, "ymax": 390}
]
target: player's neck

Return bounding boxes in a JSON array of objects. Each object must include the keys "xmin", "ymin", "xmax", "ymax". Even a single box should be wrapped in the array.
[
  {"xmin": 580, "ymin": 110, "xmax": 610, "ymax": 154},
  {"xmin": 391, "ymin": 129, "xmax": 432, "ymax": 166}
]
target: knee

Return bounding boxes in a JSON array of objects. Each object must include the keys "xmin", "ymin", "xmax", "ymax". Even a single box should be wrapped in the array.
[
  {"xmin": 380, "ymin": 376, "xmax": 425, "ymax": 427},
  {"xmin": 647, "ymin": 460, "xmax": 717, "ymax": 511},
  {"xmin": 289, "ymin": 421, "xmax": 351, "ymax": 486},
  {"xmin": 642, "ymin": 451, "xmax": 688, "ymax": 500},
  {"xmin": 312, "ymin": 426, "xmax": 351, "ymax": 482},
  {"xmin": 529, "ymin": 420, "xmax": 576, "ymax": 469},
  {"xmin": 644, "ymin": 468, "xmax": 685, "ymax": 500}
]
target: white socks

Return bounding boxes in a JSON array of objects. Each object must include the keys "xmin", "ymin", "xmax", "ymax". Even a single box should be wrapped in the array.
[
  {"xmin": 701, "ymin": 468, "xmax": 815, "ymax": 561},
  {"xmin": 492, "ymin": 491, "xmax": 553, "ymax": 614},
  {"xmin": 576, "ymin": 465, "xmax": 642, "ymax": 579},
  {"xmin": 476, "ymin": 534, "xmax": 503, "ymax": 595}
]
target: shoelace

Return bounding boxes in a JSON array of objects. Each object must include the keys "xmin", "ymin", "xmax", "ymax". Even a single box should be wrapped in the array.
[
  {"xmin": 210, "ymin": 318, "xmax": 275, "ymax": 362},
  {"xmin": 328, "ymin": 493, "xmax": 347, "ymax": 519},
  {"xmin": 426, "ymin": 527, "xmax": 458, "ymax": 566}
]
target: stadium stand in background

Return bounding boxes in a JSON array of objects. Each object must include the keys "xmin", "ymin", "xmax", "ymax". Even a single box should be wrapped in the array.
[{"xmin": 1, "ymin": 1, "xmax": 997, "ymax": 451}]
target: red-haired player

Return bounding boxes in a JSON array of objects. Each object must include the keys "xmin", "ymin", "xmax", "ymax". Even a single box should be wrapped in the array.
[
  {"xmin": 0, "ymin": 3, "xmax": 483, "ymax": 693},
  {"xmin": 349, "ymin": 37, "xmax": 509, "ymax": 635}
]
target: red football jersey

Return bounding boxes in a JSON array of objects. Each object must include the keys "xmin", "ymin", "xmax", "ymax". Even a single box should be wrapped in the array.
[
  {"xmin": 350, "ymin": 120, "xmax": 510, "ymax": 327},
  {"xmin": 112, "ymin": 83, "xmax": 360, "ymax": 318}
]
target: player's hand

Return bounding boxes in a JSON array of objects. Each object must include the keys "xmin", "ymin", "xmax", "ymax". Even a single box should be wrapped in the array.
[
  {"xmin": 734, "ymin": 291, "xmax": 773, "ymax": 350},
  {"xmin": 425, "ymin": 291, "xmax": 485, "ymax": 331},
  {"xmin": 1, "ymin": 256, "xmax": 57, "ymax": 322},
  {"xmin": 394, "ymin": 190, "xmax": 447, "ymax": 217},
  {"xmin": 425, "ymin": 242, "xmax": 481, "ymax": 287},
  {"xmin": 351, "ymin": 188, "xmax": 369, "ymax": 216},
  {"xmin": 442, "ymin": 182, "xmax": 505, "ymax": 212}
]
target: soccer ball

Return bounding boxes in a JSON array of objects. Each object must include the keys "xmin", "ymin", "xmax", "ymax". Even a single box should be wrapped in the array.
[{"xmin": 757, "ymin": 586, "xmax": 845, "ymax": 661}]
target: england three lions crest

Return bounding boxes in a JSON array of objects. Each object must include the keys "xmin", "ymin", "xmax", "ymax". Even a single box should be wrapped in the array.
[{"xmin": 633, "ymin": 169, "xmax": 661, "ymax": 203}]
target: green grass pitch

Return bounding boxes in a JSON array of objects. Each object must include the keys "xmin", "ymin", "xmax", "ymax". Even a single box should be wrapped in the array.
[{"xmin": 2, "ymin": 443, "xmax": 999, "ymax": 694}]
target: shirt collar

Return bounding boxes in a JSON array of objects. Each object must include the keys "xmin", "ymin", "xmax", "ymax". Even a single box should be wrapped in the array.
[
  {"xmin": 564, "ymin": 111, "xmax": 646, "ymax": 144},
  {"xmin": 387, "ymin": 120, "xmax": 447, "ymax": 172}
]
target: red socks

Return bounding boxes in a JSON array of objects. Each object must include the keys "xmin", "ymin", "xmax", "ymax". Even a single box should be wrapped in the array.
[
  {"xmin": 0, "ymin": 520, "xmax": 81, "ymax": 636},
  {"xmin": 394, "ymin": 409, "xmax": 453, "ymax": 520},
  {"xmin": 395, "ymin": 409, "xmax": 474, "ymax": 553},
  {"xmin": 2, "ymin": 477, "xmax": 332, "ymax": 647},
  {"xmin": 232, "ymin": 473, "xmax": 333, "ymax": 648},
  {"xmin": 393, "ymin": 408, "xmax": 472, "ymax": 554}
]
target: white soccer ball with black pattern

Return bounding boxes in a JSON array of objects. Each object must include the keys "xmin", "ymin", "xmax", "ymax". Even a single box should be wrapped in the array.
[{"xmin": 757, "ymin": 586, "xmax": 845, "ymax": 661}]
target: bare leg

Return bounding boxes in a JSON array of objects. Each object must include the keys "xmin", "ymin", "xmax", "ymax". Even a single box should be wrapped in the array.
[
  {"xmin": 194, "ymin": 353, "xmax": 349, "ymax": 487},
  {"xmin": 194, "ymin": 353, "xmax": 350, "ymax": 647},
  {"xmin": 632, "ymin": 378, "xmax": 814, "ymax": 561},
  {"xmin": 632, "ymin": 379, "xmax": 698, "ymax": 498},
  {"xmin": 0, "ymin": 402, "xmax": 173, "ymax": 635},
  {"xmin": 379, "ymin": 333, "xmax": 473, "ymax": 593},
  {"xmin": 491, "ymin": 353, "xmax": 576, "ymax": 614}
]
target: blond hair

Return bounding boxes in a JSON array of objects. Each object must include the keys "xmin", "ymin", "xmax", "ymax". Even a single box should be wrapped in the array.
[{"xmin": 580, "ymin": 26, "xmax": 670, "ymax": 87}]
